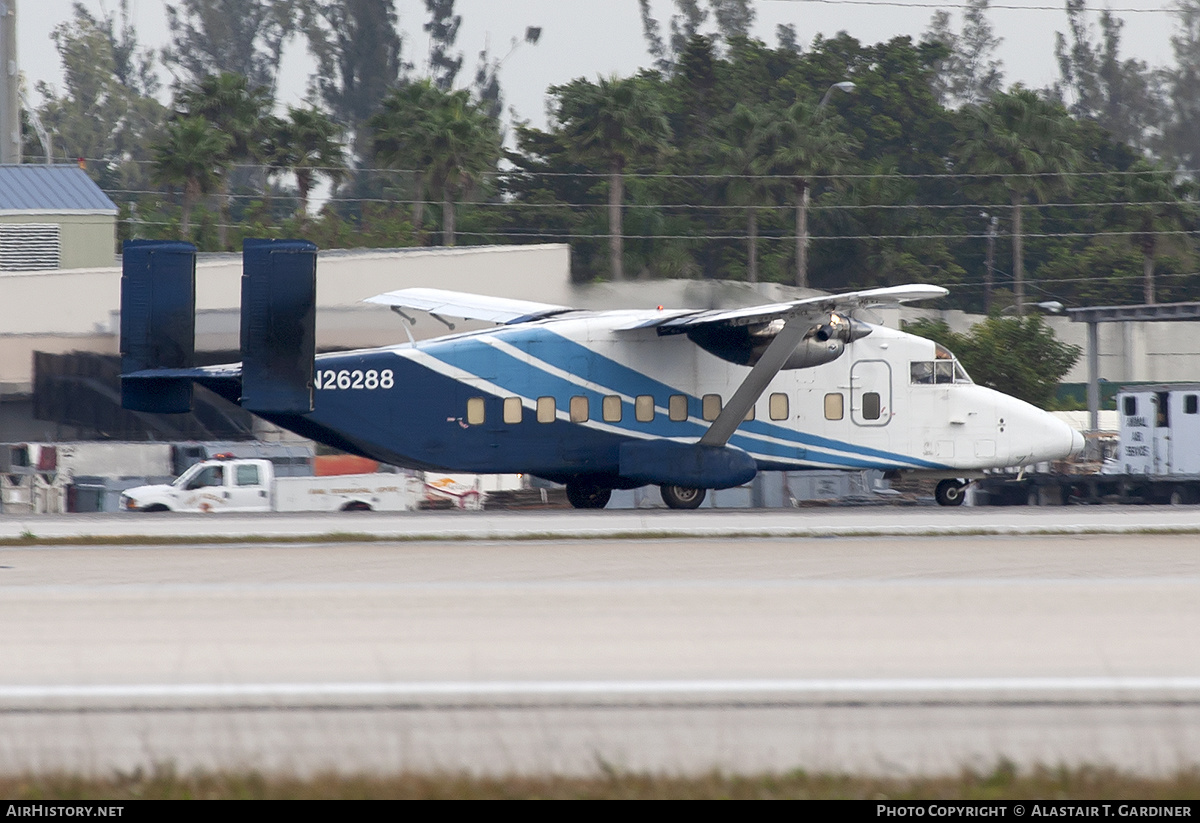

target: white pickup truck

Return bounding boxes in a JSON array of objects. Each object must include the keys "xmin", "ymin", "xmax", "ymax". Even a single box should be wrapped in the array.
[{"xmin": 119, "ymin": 457, "xmax": 419, "ymax": 513}]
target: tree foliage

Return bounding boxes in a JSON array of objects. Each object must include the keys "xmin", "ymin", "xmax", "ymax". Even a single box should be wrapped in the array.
[
  {"xmin": 924, "ymin": 0, "xmax": 1004, "ymax": 108},
  {"xmin": 904, "ymin": 316, "xmax": 1082, "ymax": 408},
  {"xmin": 424, "ymin": 0, "xmax": 463, "ymax": 91},
  {"xmin": 302, "ymin": 0, "xmax": 406, "ymax": 138},
  {"xmin": 163, "ymin": 0, "xmax": 299, "ymax": 95},
  {"xmin": 35, "ymin": 1, "xmax": 165, "ymax": 190}
]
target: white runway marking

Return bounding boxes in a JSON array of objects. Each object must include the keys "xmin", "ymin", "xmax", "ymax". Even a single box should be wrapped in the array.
[{"xmin": 5, "ymin": 677, "xmax": 1200, "ymax": 702}]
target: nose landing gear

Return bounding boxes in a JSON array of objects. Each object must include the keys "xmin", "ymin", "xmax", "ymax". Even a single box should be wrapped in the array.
[{"xmin": 935, "ymin": 479, "xmax": 969, "ymax": 507}]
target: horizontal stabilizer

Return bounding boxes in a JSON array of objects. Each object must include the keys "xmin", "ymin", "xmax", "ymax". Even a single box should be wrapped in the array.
[
  {"xmin": 365, "ymin": 288, "xmax": 574, "ymax": 325},
  {"xmin": 119, "ymin": 240, "xmax": 197, "ymax": 413},
  {"xmin": 240, "ymin": 239, "xmax": 317, "ymax": 414}
]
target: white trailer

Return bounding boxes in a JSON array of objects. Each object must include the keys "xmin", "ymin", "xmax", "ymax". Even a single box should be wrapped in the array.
[
  {"xmin": 979, "ymin": 384, "xmax": 1200, "ymax": 505},
  {"xmin": 119, "ymin": 457, "xmax": 420, "ymax": 513}
]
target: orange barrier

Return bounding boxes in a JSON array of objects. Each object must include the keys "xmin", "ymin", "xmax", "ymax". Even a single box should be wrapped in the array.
[{"xmin": 313, "ymin": 454, "xmax": 380, "ymax": 476}]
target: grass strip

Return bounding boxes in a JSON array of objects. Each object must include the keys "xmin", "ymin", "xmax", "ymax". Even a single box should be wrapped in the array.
[{"xmin": 4, "ymin": 762, "xmax": 1200, "ymax": 800}]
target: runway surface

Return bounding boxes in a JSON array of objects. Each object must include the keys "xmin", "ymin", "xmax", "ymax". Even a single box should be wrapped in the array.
[
  {"xmin": 3, "ymin": 504, "xmax": 1200, "ymax": 542},
  {"xmin": 2, "ymin": 514, "xmax": 1199, "ymax": 777}
]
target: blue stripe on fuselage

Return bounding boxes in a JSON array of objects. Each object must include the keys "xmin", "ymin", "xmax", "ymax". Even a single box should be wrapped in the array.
[{"xmin": 416, "ymin": 327, "xmax": 946, "ymax": 470}]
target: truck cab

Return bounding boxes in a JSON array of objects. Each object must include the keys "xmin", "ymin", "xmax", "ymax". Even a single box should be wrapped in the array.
[{"xmin": 120, "ymin": 457, "xmax": 273, "ymax": 513}]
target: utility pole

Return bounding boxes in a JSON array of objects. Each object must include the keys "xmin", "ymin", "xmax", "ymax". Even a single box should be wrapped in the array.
[
  {"xmin": 0, "ymin": 0, "xmax": 18, "ymax": 164},
  {"xmin": 984, "ymin": 213, "xmax": 997, "ymax": 314}
]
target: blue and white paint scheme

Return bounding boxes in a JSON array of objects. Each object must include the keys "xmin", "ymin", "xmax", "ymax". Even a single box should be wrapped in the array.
[{"xmin": 120, "ymin": 240, "xmax": 1084, "ymax": 509}]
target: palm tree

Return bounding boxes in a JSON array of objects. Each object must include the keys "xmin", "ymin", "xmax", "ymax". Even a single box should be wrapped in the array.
[
  {"xmin": 370, "ymin": 81, "xmax": 444, "ymax": 240},
  {"xmin": 956, "ymin": 89, "xmax": 1081, "ymax": 313},
  {"xmin": 421, "ymin": 91, "xmax": 502, "ymax": 246},
  {"xmin": 1117, "ymin": 160, "xmax": 1195, "ymax": 304},
  {"xmin": 766, "ymin": 98, "xmax": 854, "ymax": 289},
  {"xmin": 552, "ymin": 75, "xmax": 670, "ymax": 281},
  {"xmin": 176, "ymin": 73, "xmax": 272, "ymax": 249},
  {"xmin": 710, "ymin": 104, "xmax": 775, "ymax": 284},
  {"xmin": 152, "ymin": 115, "xmax": 231, "ymax": 237},
  {"xmin": 267, "ymin": 106, "xmax": 347, "ymax": 220},
  {"xmin": 370, "ymin": 82, "xmax": 500, "ymax": 246}
]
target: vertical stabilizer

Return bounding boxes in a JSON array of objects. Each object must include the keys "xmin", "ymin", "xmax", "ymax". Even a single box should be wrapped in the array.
[
  {"xmin": 240, "ymin": 238, "xmax": 317, "ymax": 414},
  {"xmin": 119, "ymin": 240, "xmax": 197, "ymax": 413}
]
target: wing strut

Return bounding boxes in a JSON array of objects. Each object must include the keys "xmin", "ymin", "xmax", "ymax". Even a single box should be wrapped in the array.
[{"xmin": 698, "ymin": 315, "xmax": 812, "ymax": 448}]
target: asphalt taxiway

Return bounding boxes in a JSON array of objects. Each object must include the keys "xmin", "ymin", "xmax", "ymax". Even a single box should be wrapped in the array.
[{"xmin": 1, "ymin": 513, "xmax": 1198, "ymax": 776}]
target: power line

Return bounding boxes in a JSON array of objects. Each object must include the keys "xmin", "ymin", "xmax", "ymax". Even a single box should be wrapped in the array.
[{"xmin": 762, "ymin": 0, "xmax": 1175, "ymax": 11}]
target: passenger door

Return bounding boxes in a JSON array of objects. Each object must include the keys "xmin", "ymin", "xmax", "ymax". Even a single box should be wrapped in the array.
[{"xmin": 850, "ymin": 360, "xmax": 892, "ymax": 426}]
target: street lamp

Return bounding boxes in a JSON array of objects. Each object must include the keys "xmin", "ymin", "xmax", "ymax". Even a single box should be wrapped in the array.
[{"xmin": 796, "ymin": 82, "xmax": 856, "ymax": 291}]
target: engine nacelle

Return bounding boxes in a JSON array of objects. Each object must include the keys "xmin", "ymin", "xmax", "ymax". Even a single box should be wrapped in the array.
[{"xmin": 686, "ymin": 315, "xmax": 870, "ymax": 370}]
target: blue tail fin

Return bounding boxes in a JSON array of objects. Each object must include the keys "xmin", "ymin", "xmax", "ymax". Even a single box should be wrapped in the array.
[
  {"xmin": 240, "ymin": 239, "xmax": 317, "ymax": 414},
  {"xmin": 119, "ymin": 240, "xmax": 197, "ymax": 413}
]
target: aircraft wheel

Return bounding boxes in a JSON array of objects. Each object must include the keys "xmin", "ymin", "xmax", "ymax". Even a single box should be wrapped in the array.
[
  {"xmin": 935, "ymin": 479, "xmax": 967, "ymax": 507},
  {"xmin": 566, "ymin": 481, "xmax": 612, "ymax": 509},
  {"xmin": 660, "ymin": 485, "xmax": 706, "ymax": 510}
]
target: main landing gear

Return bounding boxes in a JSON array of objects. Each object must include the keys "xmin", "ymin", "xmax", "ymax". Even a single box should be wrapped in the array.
[
  {"xmin": 565, "ymin": 480, "xmax": 612, "ymax": 509},
  {"xmin": 935, "ymin": 479, "xmax": 969, "ymax": 507},
  {"xmin": 660, "ymin": 485, "xmax": 706, "ymax": 510}
]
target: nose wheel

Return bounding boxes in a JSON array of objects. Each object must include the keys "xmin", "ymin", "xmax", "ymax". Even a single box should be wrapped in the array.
[{"xmin": 935, "ymin": 479, "xmax": 968, "ymax": 507}]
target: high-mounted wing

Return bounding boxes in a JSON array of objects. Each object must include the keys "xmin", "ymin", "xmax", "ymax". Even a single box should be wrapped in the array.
[
  {"xmin": 671, "ymin": 284, "xmax": 949, "ymax": 449},
  {"xmin": 618, "ymin": 284, "xmax": 948, "ymax": 333},
  {"xmin": 365, "ymin": 287, "xmax": 575, "ymax": 325}
]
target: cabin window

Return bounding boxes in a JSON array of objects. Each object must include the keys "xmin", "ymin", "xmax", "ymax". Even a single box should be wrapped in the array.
[
  {"xmin": 235, "ymin": 464, "xmax": 260, "ymax": 486},
  {"xmin": 669, "ymin": 394, "xmax": 689, "ymax": 422},
  {"xmin": 635, "ymin": 395, "xmax": 655, "ymax": 422},
  {"xmin": 825, "ymin": 392, "xmax": 844, "ymax": 421},
  {"xmin": 769, "ymin": 393, "xmax": 789, "ymax": 421},
  {"xmin": 537, "ymin": 396, "xmax": 556, "ymax": 423},
  {"xmin": 602, "ymin": 395, "xmax": 622, "ymax": 422},
  {"xmin": 702, "ymin": 394, "xmax": 722, "ymax": 421},
  {"xmin": 466, "ymin": 397, "xmax": 486, "ymax": 425},
  {"xmin": 504, "ymin": 397, "xmax": 523, "ymax": 424},
  {"xmin": 934, "ymin": 361, "xmax": 955, "ymax": 384},
  {"xmin": 862, "ymin": 392, "xmax": 882, "ymax": 420},
  {"xmin": 1123, "ymin": 396, "xmax": 1137, "ymax": 416},
  {"xmin": 744, "ymin": 405, "xmax": 755, "ymax": 421},
  {"xmin": 570, "ymin": 396, "xmax": 589, "ymax": 422},
  {"xmin": 1187, "ymin": 395, "xmax": 1199, "ymax": 415}
]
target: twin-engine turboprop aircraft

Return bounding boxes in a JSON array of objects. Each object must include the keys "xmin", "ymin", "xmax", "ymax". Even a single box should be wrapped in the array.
[{"xmin": 120, "ymin": 239, "xmax": 1083, "ymax": 509}]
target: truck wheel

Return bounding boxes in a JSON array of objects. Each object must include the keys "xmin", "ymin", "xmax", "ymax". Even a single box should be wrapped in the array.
[
  {"xmin": 935, "ymin": 479, "xmax": 967, "ymax": 507},
  {"xmin": 660, "ymin": 485, "xmax": 706, "ymax": 510},
  {"xmin": 566, "ymin": 481, "xmax": 611, "ymax": 509},
  {"xmin": 341, "ymin": 501, "xmax": 373, "ymax": 512},
  {"xmin": 142, "ymin": 504, "xmax": 169, "ymax": 513},
  {"xmin": 1169, "ymin": 486, "xmax": 1193, "ymax": 506}
]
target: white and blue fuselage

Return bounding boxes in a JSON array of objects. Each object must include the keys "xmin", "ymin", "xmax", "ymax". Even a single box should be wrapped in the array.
[{"xmin": 292, "ymin": 311, "xmax": 1082, "ymax": 488}]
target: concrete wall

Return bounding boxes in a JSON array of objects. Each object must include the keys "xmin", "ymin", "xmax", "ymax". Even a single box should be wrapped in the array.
[
  {"xmin": 0, "ymin": 332, "xmax": 115, "ymax": 392},
  {"xmin": 0, "ymin": 213, "xmax": 117, "ymax": 269}
]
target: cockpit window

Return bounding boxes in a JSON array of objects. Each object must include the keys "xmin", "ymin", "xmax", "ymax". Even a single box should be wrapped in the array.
[{"xmin": 911, "ymin": 359, "xmax": 972, "ymax": 385}]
